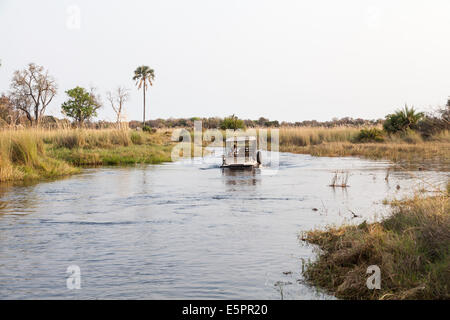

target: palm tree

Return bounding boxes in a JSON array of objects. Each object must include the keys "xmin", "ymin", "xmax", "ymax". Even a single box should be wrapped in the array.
[
  {"xmin": 399, "ymin": 105, "xmax": 424, "ymax": 128},
  {"xmin": 133, "ymin": 66, "xmax": 155, "ymax": 127},
  {"xmin": 383, "ymin": 105, "xmax": 424, "ymax": 133}
]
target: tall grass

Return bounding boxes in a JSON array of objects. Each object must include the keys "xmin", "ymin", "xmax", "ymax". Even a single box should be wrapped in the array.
[
  {"xmin": 40, "ymin": 128, "xmax": 132, "ymax": 149},
  {"xmin": 0, "ymin": 128, "xmax": 174, "ymax": 181},
  {"xmin": 0, "ymin": 129, "xmax": 78, "ymax": 182},
  {"xmin": 430, "ymin": 129, "xmax": 450, "ymax": 143},
  {"xmin": 44, "ymin": 128, "xmax": 174, "ymax": 166},
  {"xmin": 303, "ymin": 192, "xmax": 450, "ymax": 300},
  {"xmin": 279, "ymin": 127, "xmax": 450, "ymax": 146},
  {"xmin": 279, "ymin": 127, "xmax": 360, "ymax": 147},
  {"xmin": 278, "ymin": 127, "xmax": 450, "ymax": 170}
]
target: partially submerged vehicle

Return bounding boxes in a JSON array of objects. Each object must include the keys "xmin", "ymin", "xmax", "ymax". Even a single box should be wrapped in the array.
[{"xmin": 221, "ymin": 136, "xmax": 262, "ymax": 169}]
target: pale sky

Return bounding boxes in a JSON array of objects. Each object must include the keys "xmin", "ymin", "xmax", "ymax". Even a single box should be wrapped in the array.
[{"xmin": 1, "ymin": 0, "xmax": 450, "ymax": 122}]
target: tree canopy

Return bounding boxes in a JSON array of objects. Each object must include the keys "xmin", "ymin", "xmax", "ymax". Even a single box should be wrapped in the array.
[
  {"xmin": 61, "ymin": 86, "xmax": 101, "ymax": 125},
  {"xmin": 9, "ymin": 63, "xmax": 57, "ymax": 126},
  {"xmin": 133, "ymin": 65, "xmax": 155, "ymax": 126},
  {"xmin": 220, "ymin": 114, "xmax": 245, "ymax": 130}
]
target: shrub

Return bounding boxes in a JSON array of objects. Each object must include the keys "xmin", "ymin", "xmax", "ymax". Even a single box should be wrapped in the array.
[
  {"xmin": 353, "ymin": 128, "xmax": 384, "ymax": 143},
  {"xmin": 130, "ymin": 132, "xmax": 143, "ymax": 145},
  {"xmin": 61, "ymin": 87, "xmax": 101, "ymax": 125},
  {"xmin": 143, "ymin": 126, "xmax": 156, "ymax": 133},
  {"xmin": 416, "ymin": 117, "xmax": 447, "ymax": 138},
  {"xmin": 383, "ymin": 106, "xmax": 424, "ymax": 134},
  {"xmin": 220, "ymin": 114, "xmax": 246, "ymax": 130},
  {"xmin": 415, "ymin": 105, "xmax": 450, "ymax": 138}
]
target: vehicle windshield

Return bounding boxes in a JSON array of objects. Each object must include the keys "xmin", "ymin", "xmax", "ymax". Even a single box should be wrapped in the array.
[{"xmin": 225, "ymin": 138, "xmax": 257, "ymax": 160}]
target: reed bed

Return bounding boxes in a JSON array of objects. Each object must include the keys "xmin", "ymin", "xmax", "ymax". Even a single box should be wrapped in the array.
[
  {"xmin": 0, "ymin": 129, "xmax": 78, "ymax": 182},
  {"xmin": 303, "ymin": 191, "xmax": 450, "ymax": 300},
  {"xmin": 279, "ymin": 127, "xmax": 450, "ymax": 170},
  {"xmin": 282, "ymin": 142, "xmax": 449, "ymax": 170},
  {"xmin": 1, "ymin": 126, "xmax": 448, "ymax": 181},
  {"xmin": 0, "ymin": 128, "xmax": 174, "ymax": 181},
  {"xmin": 279, "ymin": 127, "xmax": 361, "ymax": 146}
]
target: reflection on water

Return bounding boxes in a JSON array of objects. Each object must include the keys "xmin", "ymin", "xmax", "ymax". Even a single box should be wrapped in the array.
[
  {"xmin": 222, "ymin": 168, "xmax": 259, "ymax": 187},
  {"xmin": 0, "ymin": 152, "xmax": 448, "ymax": 299}
]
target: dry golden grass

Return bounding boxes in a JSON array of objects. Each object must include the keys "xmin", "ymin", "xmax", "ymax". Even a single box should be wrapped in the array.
[
  {"xmin": 279, "ymin": 127, "xmax": 361, "ymax": 146},
  {"xmin": 303, "ymin": 192, "xmax": 450, "ymax": 300},
  {"xmin": 282, "ymin": 142, "xmax": 449, "ymax": 167},
  {"xmin": 279, "ymin": 127, "xmax": 450, "ymax": 170},
  {"xmin": 1, "ymin": 126, "xmax": 448, "ymax": 180},
  {"xmin": 0, "ymin": 129, "xmax": 78, "ymax": 182},
  {"xmin": 0, "ymin": 128, "xmax": 174, "ymax": 181}
]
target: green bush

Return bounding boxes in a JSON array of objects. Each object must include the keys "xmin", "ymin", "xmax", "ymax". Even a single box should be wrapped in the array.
[
  {"xmin": 220, "ymin": 114, "xmax": 245, "ymax": 130},
  {"xmin": 383, "ymin": 106, "xmax": 424, "ymax": 134},
  {"xmin": 353, "ymin": 128, "xmax": 384, "ymax": 142},
  {"xmin": 142, "ymin": 126, "xmax": 156, "ymax": 133}
]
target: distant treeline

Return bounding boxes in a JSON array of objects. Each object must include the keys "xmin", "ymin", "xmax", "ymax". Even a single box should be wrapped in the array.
[
  {"xmin": 0, "ymin": 105, "xmax": 383, "ymax": 129},
  {"xmin": 129, "ymin": 116, "xmax": 384, "ymax": 129},
  {"xmin": 1, "ymin": 62, "xmax": 448, "ymax": 135}
]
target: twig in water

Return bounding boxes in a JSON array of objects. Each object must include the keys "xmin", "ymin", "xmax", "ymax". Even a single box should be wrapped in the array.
[
  {"xmin": 321, "ymin": 200, "xmax": 328, "ymax": 215},
  {"xmin": 329, "ymin": 170, "xmax": 350, "ymax": 188}
]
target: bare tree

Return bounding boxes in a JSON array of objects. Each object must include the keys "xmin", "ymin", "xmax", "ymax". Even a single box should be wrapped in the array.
[
  {"xmin": 0, "ymin": 94, "xmax": 22, "ymax": 127},
  {"xmin": 9, "ymin": 63, "xmax": 57, "ymax": 126},
  {"xmin": 107, "ymin": 86, "xmax": 129, "ymax": 128}
]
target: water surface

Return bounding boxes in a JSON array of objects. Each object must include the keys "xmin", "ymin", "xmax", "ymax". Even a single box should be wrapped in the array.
[{"xmin": 0, "ymin": 152, "xmax": 447, "ymax": 299}]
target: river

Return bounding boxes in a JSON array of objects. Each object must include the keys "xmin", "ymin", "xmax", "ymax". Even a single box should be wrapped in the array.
[{"xmin": 0, "ymin": 151, "xmax": 447, "ymax": 299}]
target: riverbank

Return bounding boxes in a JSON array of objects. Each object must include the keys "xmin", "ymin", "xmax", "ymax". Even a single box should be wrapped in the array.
[
  {"xmin": 302, "ymin": 190, "xmax": 450, "ymax": 300},
  {"xmin": 279, "ymin": 127, "xmax": 450, "ymax": 170},
  {"xmin": 2, "ymin": 126, "xmax": 449, "ymax": 182},
  {"xmin": 0, "ymin": 129, "xmax": 174, "ymax": 182},
  {"xmin": 279, "ymin": 127, "xmax": 450, "ymax": 299}
]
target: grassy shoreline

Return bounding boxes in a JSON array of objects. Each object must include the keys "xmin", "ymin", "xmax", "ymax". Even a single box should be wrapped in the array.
[
  {"xmin": 0, "ymin": 128, "xmax": 174, "ymax": 182},
  {"xmin": 280, "ymin": 142, "xmax": 450, "ymax": 170},
  {"xmin": 1, "ymin": 126, "xmax": 449, "ymax": 180},
  {"xmin": 302, "ymin": 192, "xmax": 450, "ymax": 300},
  {"xmin": 276, "ymin": 127, "xmax": 449, "ymax": 299},
  {"xmin": 279, "ymin": 127, "xmax": 450, "ymax": 170}
]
